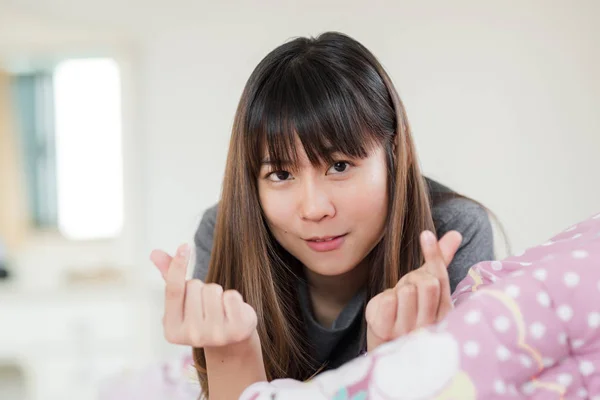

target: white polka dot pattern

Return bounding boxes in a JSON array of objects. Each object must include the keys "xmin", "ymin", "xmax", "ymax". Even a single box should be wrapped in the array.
[{"xmin": 241, "ymin": 211, "xmax": 600, "ymax": 400}]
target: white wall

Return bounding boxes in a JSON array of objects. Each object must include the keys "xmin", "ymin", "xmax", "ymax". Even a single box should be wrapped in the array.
[
  {"xmin": 3, "ymin": 0, "xmax": 598, "ymax": 278},
  {"xmin": 139, "ymin": 0, "xmax": 600, "ymax": 263}
]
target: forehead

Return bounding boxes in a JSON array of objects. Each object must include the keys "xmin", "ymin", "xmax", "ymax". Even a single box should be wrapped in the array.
[
  {"xmin": 260, "ymin": 134, "xmax": 332, "ymax": 167},
  {"xmin": 261, "ymin": 134, "xmax": 335, "ymax": 158}
]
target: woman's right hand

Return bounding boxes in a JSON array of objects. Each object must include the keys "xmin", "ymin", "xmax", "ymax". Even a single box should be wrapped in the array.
[
  {"xmin": 365, "ymin": 230, "xmax": 462, "ymax": 352},
  {"xmin": 150, "ymin": 244, "xmax": 259, "ymax": 349}
]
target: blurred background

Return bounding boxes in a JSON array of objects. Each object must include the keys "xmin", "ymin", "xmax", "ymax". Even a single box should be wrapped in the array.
[{"xmin": 0, "ymin": 0, "xmax": 598, "ymax": 398}]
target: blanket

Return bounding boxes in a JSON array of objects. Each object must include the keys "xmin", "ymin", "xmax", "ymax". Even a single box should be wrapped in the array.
[{"xmin": 240, "ymin": 211, "xmax": 600, "ymax": 400}]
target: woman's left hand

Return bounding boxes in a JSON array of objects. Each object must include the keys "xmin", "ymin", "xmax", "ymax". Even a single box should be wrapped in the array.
[{"xmin": 365, "ymin": 230, "xmax": 462, "ymax": 352}]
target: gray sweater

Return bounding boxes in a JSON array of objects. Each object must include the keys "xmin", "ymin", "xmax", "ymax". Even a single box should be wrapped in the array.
[{"xmin": 192, "ymin": 178, "xmax": 494, "ymax": 370}]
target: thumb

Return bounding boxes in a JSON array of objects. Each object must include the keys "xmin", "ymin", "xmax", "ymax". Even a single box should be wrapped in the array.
[
  {"xmin": 438, "ymin": 230, "xmax": 463, "ymax": 267},
  {"xmin": 150, "ymin": 249, "xmax": 172, "ymax": 280}
]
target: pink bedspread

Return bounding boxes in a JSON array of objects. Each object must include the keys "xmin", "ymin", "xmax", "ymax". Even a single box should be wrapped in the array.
[{"xmin": 241, "ymin": 211, "xmax": 600, "ymax": 400}]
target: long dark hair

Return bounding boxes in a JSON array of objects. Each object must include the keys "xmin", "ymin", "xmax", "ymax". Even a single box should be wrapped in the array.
[{"xmin": 194, "ymin": 31, "xmax": 490, "ymax": 397}]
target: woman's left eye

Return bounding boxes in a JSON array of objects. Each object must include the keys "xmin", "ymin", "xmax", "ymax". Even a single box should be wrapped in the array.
[{"xmin": 327, "ymin": 161, "xmax": 351, "ymax": 174}]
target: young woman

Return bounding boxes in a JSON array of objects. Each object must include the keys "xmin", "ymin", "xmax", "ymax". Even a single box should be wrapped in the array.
[{"xmin": 150, "ymin": 31, "xmax": 495, "ymax": 399}]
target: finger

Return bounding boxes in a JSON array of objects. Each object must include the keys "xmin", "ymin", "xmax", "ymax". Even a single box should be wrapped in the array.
[
  {"xmin": 393, "ymin": 283, "xmax": 417, "ymax": 336},
  {"xmin": 184, "ymin": 279, "xmax": 205, "ymax": 345},
  {"xmin": 223, "ymin": 290, "xmax": 244, "ymax": 322},
  {"xmin": 202, "ymin": 283, "xmax": 225, "ymax": 327},
  {"xmin": 435, "ymin": 231, "xmax": 461, "ymax": 320},
  {"xmin": 420, "ymin": 231, "xmax": 446, "ymax": 278},
  {"xmin": 438, "ymin": 230, "xmax": 463, "ymax": 266},
  {"xmin": 223, "ymin": 290, "xmax": 256, "ymax": 342},
  {"xmin": 366, "ymin": 290, "xmax": 397, "ymax": 351},
  {"xmin": 370, "ymin": 291, "xmax": 397, "ymax": 339},
  {"xmin": 421, "ymin": 231, "xmax": 453, "ymax": 305},
  {"xmin": 164, "ymin": 244, "xmax": 191, "ymax": 329},
  {"xmin": 402, "ymin": 270, "xmax": 439, "ymax": 326},
  {"xmin": 436, "ymin": 296, "xmax": 454, "ymax": 321},
  {"xmin": 401, "ymin": 270, "xmax": 443, "ymax": 324},
  {"xmin": 414, "ymin": 273, "xmax": 441, "ymax": 328},
  {"xmin": 365, "ymin": 293, "xmax": 381, "ymax": 326},
  {"xmin": 150, "ymin": 249, "xmax": 172, "ymax": 280}
]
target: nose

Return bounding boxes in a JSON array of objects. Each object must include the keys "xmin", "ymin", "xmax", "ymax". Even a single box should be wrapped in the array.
[{"xmin": 299, "ymin": 179, "xmax": 336, "ymax": 222}]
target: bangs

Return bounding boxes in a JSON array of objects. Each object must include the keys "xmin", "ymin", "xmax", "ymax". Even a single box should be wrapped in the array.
[{"xmin": 245, "ymin": 56, "xmax": 393, "ymax": 174}]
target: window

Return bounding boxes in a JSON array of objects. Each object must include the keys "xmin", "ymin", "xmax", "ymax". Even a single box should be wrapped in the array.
[
  {"xmin": 12, "ymin": 71, "xmax": 57, "ymax": 229},
  {"xmin": 11, "ymin": 58, "xmax": 124, "ymax": 240}
]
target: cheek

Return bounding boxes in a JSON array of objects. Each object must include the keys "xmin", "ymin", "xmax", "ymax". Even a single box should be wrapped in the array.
[
  {"xmin": 357, "ymin": 155, "xmax": 388, "ymax": 197},
  {"xmin": 354, "ymin": 175, "xmax": 387, "ymax": 216},
  {"xmin": 342, "ymin": 162, "xmax": 388, "ymax": 228},
  {"xmin": 258, "ymin": 186, "xmax": 296, "ymax": 232}
]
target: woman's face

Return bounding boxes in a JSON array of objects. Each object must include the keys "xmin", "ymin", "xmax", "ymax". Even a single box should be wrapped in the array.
[{"xmin": 258, "ymin": 138, "xmax": 389, "ymax": 278}]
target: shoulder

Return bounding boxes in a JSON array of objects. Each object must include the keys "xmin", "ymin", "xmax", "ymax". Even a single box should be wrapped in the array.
[
  {"xmin": 194, "ymin": 202, "xmax": 218, "ymax": 247},
  {"xmin": 433, "ymin": 197, "xmax": 491, "ymax": 238},
  {"xmin": 199, "ymin": 203, "xmax": 218, "ymax": 231},
  {"xmin": 196, "ymin": 204, "xmax": 219, "ymax": 243},
  {"xmin": 426, "ymin": 178, "xmax": 491, "ymax": 239}
]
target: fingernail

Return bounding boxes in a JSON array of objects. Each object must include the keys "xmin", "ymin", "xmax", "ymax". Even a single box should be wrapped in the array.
[
  {"xmin": 178, "ymin": 244, "xmax": 190, "ymax": 259},
  {"xmin": 422, "ymin": 230, "xmax": 436, "ymax": 245}
]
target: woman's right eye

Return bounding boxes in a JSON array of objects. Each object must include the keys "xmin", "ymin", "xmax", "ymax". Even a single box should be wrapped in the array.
[{"xmin": 267, "ymin": 171, "xmax": 292, "ymax": 182}]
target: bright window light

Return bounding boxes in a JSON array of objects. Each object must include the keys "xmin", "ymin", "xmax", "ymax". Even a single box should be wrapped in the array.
[{"xmin": 53, "ymin": 58, "xmax": 124, "ymax": 240}]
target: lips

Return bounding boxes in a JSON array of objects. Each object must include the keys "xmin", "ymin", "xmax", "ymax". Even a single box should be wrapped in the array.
[
  {"xmin": 306, "ymin": 235, "xmax": 342, "ymax": 242},
  {"xmin": 304, "ymin": 234, "xmax": 347, "ymax": 252}
]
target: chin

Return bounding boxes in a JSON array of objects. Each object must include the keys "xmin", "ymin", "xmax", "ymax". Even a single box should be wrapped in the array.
[{"xmin": 303, "ymin": 260, "xmax": 358, "ymax": 277}]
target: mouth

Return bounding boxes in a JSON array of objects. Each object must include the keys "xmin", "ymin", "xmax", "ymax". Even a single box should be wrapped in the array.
[
  {"xmin": 305, "ymin": 235, "xmax": 345, "ymax": 242},
  {"xmin": 304, "ymin": 233, "xmax": 348, "ymax": 252}
]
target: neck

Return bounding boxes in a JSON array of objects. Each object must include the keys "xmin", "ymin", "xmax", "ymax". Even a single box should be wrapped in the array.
[{"xmin": 304, "ymin": 260, "xmax": 369, "ymax": 328}]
